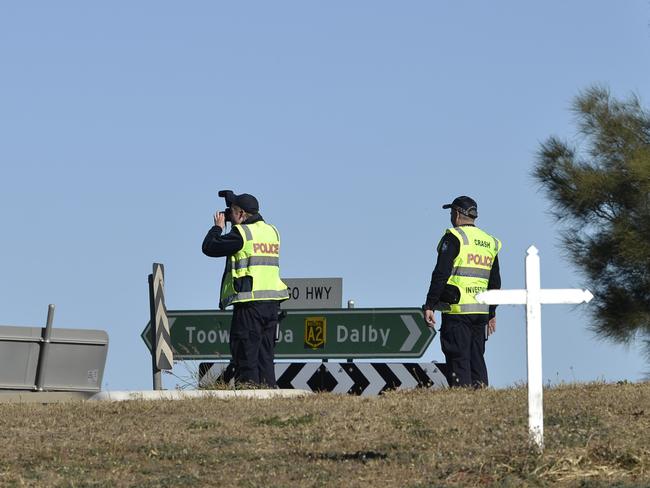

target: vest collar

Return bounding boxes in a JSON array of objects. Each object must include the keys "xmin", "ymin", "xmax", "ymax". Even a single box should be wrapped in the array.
[{"xmin": 243, "ymin": 213, "xmax": 264, "ymax": 225}]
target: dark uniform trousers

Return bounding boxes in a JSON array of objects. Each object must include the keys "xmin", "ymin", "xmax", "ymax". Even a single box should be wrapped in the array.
[
  {"xmin": 230, "ymin": 300, "xmax": 280, "ymax": 387},
  {"xmin": 440, "ymin": 313, "xmax": 489, "ymax": 388}
]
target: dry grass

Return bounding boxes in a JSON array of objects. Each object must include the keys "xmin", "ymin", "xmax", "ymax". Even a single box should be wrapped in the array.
[{"xmin": 0, "ymin": 382, "xmax": 648, "ymax": 487}]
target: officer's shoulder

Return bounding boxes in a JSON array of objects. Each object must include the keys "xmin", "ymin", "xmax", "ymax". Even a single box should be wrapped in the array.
[
  {"xmin": 437, "ymin": 231, "xmax": 459, "ymax": 252},
  {"xmin": 229, "ymin": 225, "xmax": 246, "ymax": 239},
  {"xmin": 443, "ymin": 228, "xmax": 462, "ymax": 242}
]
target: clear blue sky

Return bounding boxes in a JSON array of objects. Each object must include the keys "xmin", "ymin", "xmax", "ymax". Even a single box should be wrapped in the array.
[{"xmin": 1, "ymin": 2, "xmax": 648, "ymax": 390}]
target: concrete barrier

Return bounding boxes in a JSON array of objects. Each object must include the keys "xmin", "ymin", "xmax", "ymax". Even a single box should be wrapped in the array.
[{"xmin": 89, "ymin": 389, "xmax": 313, "ymax": 402}]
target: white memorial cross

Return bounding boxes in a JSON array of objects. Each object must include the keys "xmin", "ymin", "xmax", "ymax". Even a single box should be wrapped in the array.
[{"xmin": 476, "ymin": 245, "xmax": 593, "ymax": 450}]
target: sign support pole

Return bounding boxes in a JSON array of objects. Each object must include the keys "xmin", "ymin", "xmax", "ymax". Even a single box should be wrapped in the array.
[
  {"xmin": 148, "ymin": 273, "xmax": 162, "ymax": 390},
  {"xmin": 346, "ymin": 300, "xmax": 355, "ymax": 363},
  {"xmin": 35, "ymin": 304, "xmax": 55, "ymax": 391}
]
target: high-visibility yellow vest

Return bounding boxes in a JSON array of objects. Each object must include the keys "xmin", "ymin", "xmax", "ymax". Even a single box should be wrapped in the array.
[
  {"xmin": 443, "ymin": 225, "xmax": 501, "ymax": 315},
  {"xmin": 220, "ymin": 221, "xmax": 289, "ymax": 309}
]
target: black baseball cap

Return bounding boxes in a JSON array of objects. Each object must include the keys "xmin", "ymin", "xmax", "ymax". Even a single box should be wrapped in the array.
[
  {"xmin": 232, "ymin": 193, "xmax": 259, "ymax": 214},
  {"xmin": 442, "ymin": 196, "xmax": 478, "ymax": 218}
]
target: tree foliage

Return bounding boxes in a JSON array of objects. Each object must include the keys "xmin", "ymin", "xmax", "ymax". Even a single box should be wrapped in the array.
[{"xmin": 533, "ymin": 85, "xmax": 650, "ymax": 357}]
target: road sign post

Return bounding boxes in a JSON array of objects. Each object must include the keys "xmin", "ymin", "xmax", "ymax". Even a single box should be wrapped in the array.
[
  {"xmin": 141, "ymin": 308, "xmax": 435, "ymax": 361},
  {"xmin": 476, "ymin": 246, "xmax": 593, "ymax": 450},
  {"xmin": 34, "ymin": 304, "xmax": 55, "ymax": 391},
  {"xmin": 148, "ymin": 263, "xmax": 173, "ymax": 390},
  {"xmin": 147, "ymin": 274, "xmax": 161, "ymax": 390}
]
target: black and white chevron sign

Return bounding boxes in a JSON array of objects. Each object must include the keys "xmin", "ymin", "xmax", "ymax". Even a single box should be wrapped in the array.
[
  {"xmin": 198, "ymin": 362, "xmax": 448, "ymax": 395},
  {"xmin": 151, "ymin": 263, "xmax": 173, "ymax": 370}
]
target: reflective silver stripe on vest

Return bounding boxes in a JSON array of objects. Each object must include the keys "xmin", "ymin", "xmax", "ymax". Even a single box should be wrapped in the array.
[
  {"xmin": 221, "ymin": 292, "xmax": 253, "ymax": 307},
  {"xmin": 450, "ymin": 266, "xmax": 491, "ymax": 279},
  {"xmin": 253, "ymin": 289, "xmax": 289, "ymax": 300},
  {"xmin": 224, "ymin": 289, "xmax": 289, "ymax": 305},
  {"xmin": 240, "ymin": 225, "xmax": 253, "ymax": 241},
  {"xmin": 494, "ymin": 238, "xmax": 500, "ymax": 254},
  {"xmin": 234, "ymin": 256, "xmax": 280, "ymax": 270},
  {"xmin": 456, "ymin": 303, "xmax": 490, "ymax": 313},
  {"xmin": 454, "ymin": 227, "xmax": 469, "ymax": 245}
]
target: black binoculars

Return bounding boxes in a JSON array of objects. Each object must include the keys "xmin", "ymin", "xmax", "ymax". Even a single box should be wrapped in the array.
[{"xmin": 218, "ymin": 190, "xmax": 235, "ymax": 223}]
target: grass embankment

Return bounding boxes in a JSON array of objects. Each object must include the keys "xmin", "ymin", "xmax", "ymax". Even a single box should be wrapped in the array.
[{"xmin": 0, "ymin": 382, "xmax": 648, "ymax": 487}]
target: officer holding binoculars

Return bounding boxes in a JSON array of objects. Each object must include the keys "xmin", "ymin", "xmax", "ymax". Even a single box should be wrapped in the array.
[{"xmin": 202, "ymin": 191, "xmax": 289, "ymax": 387}]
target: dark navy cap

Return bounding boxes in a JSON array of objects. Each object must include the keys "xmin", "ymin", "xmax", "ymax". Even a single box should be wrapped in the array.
[
  {"xmin": 442, "ymin": 196, "xmax": 478, "ymax": 218},
  {"xmin": 232, "ymin": 193, "xmax": 259, "ymax": 214}
]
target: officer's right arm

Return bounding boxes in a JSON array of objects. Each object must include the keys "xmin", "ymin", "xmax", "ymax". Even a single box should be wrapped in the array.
[
  {"xmin": 487, "ymin": 317, "xmax": 496, "ymax": 336},
  {"xmin": 424, "ymin": 309, "xmax": 436, "ymax": 327},
  {"xmin": 202, "ymin": 225, "xmax": 244, "ymax": 257},
  {"xmin": 423, "ymin": 233, "xmax": 459, "ymax": 311},
  {"xmin": 214, "ymin": 211, "xmax": 226, "ymax": 229}
]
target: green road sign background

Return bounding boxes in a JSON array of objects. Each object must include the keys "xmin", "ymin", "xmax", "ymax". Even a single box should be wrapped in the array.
[{"xmin": 141, "ymin": 308, "xmax": 435, "ymax": 360}]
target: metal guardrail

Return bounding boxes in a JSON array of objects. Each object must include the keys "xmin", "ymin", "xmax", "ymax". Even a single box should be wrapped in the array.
[{"xmin": 0, "ymin": 305, "xmax": 109, "ymax": 392}]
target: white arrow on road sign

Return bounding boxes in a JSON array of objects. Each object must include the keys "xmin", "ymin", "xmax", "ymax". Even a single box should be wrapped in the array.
[
  {"xmin": 274, "ymin": 363, "xmax": 291, "ymax": 380},
  {"xmin": 326, "ymin": 364, "xmax": 355, "ymax": 394},
  {"xmin": 354, "ymin": 363, "xmax": 386, "ymax": 396},
  {"xmin": 399, "ymin": 315, "xmax": 422, "ymax": 352},
  {"xmin": 141, "ymin": 317, "xmax": 177, "ymax": 352},
  {"xmin": 290, "ymin": 363, "xmax": 321, "ymax": 390},
  {"xmin": 388, "ymin": 363, "xmax": 418, "ymax": 390},
  {"xmin": 421, "ymin": 363, "xmax": 448, "ymax": 386}
]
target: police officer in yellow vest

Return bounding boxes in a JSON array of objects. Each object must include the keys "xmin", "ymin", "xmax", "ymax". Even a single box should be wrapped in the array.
[
  {"xmin": 423, "ymin": 196, "xmax": 501, "ymax": 387},
  {"xmin": 202, "ymin": 193, "xmax": 289, "ymax": 386}
]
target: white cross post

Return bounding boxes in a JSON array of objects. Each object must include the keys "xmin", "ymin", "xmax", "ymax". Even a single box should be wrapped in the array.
[{"xmin": 476, "ymin": 245, "xmax": 593, "ymax": 450}]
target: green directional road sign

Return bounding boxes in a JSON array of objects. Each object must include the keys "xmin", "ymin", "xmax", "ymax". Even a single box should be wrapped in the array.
[
  {"xmin": 141, "ymin": 310, "xmax": 232, "ymax": 360},
  {"xmin": 141, "ymin": 308, "xmax": 435, "ymax": 360}
]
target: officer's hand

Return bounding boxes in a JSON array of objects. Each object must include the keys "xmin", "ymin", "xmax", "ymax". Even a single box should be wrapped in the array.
[
  {"xmin": 425, "ymin": 309, "xmax": 436, "ymax": 327},
  {"xmin": 487, "ymin": 317, "xmax": 496, "ymax": 336},
  {"xmin": 214, "ymin": 211, "xmax": 226, "ymax": 229}
]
